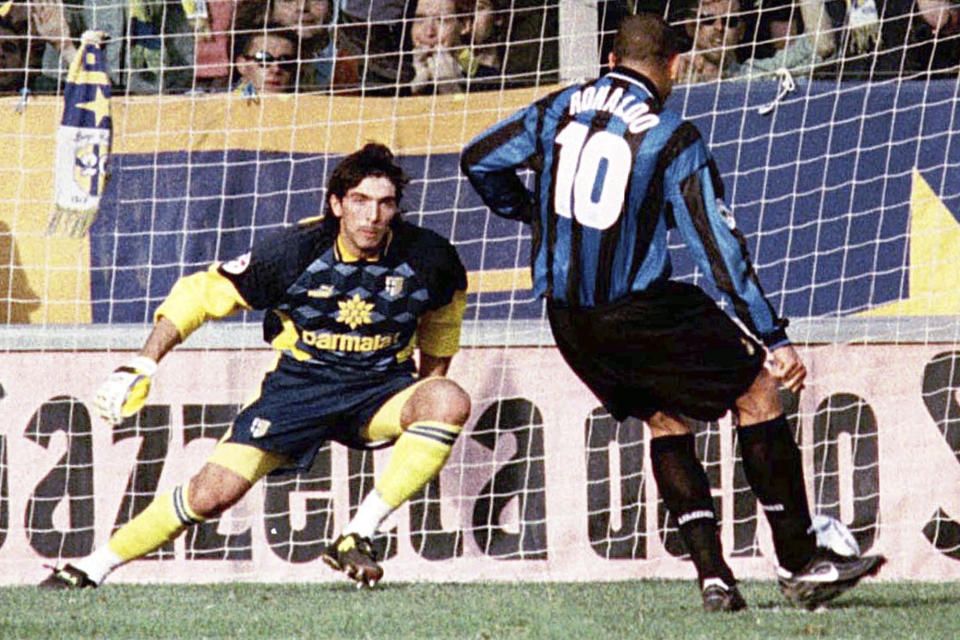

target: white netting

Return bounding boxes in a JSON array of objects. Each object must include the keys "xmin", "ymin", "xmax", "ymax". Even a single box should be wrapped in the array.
[{"xmin": 1, "ymin": 0, "xmax": 959, "ymax": 584}]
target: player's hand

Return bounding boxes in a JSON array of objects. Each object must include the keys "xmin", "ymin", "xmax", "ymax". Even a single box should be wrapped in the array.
[
  {"xmin": 767, "ymin": 345, "xmax": 806, "ymax": 394},
  {"xmin": 94, "ymin": 356, "xmax": 158, "ymax": 425}
]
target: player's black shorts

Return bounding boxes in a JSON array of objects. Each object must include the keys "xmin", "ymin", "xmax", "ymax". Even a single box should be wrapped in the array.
[
  {"xmin": 546, "ymin": 281, "xmax": 765, "ymax": 422},
  {"xmin": 227, "ymin": 356, "xmax": 418, "ymax": 471}
]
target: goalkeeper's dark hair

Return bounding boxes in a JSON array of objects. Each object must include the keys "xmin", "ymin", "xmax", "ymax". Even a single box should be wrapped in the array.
[
  {"xmin": 324, "ymin": 143, "xmax": 409, "ymax": 222},
  {"xmin": 613, "ymin": 13, "xmax": 687, "ymax": 65}
]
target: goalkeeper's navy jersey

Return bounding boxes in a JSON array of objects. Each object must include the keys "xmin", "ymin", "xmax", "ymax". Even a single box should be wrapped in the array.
[
  {"xmin": 461, "ymin": 65, "xmax": 787, "ymax": 346},
  {"xmin": 216, "ymin": 218, "xmax": 467, "ymax": 378}
]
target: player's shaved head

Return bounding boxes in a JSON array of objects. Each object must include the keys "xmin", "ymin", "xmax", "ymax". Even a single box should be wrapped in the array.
[{"xmin": 613, "ymin": 13, "xmax": 685, "ymax": 65}]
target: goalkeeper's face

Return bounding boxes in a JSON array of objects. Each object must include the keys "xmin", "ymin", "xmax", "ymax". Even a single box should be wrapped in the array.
[{"xmin": 329, "ymin": 176, "xmax": 400, "ymax": 259}]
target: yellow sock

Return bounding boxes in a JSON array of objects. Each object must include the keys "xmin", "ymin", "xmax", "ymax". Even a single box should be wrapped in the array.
[
  {"xmin": 375, "ymin": 421, "xmax": 462, "ymax": 508},
  {"xmin": 107, "ymin": 485, "xmax": 205, "ymax": 562}
]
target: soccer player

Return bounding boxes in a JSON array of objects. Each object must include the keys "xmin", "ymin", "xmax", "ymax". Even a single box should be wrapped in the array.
[
  {"xmin": 40, "ymin": 143, "xmax": 470, "ymax": 590},
  {"xmin": 460, "ymin": 13, "xmax": 884, "ymax": 612}
]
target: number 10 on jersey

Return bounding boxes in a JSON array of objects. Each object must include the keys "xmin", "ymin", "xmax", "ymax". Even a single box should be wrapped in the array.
[{"xmin": 553, "ymin": 121, "xmax": 633, "ymax": 231}]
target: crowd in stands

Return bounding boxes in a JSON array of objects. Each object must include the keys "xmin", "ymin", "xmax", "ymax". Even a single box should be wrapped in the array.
[
  {"xmin": 662, "ymin": 0, "xmax": 958, "ymax": 82},
  {"xmin": 0, "ymin": 0, "xmax": 956, "ymax": 97}
]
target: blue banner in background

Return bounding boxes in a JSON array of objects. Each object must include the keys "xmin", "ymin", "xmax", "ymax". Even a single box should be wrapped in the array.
[
  {"xmin": 90, "ymin": 150, "xmax": 328, "ymax": 322},
  {"xmin": 89, "ymin": 80, "xmax": 960, "ymax": 324}
]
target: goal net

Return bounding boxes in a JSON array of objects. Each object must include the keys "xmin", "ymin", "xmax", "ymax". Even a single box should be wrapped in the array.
[{"xmin": 0, "ymin": 0, "xmax": 958, "ymax": 585}]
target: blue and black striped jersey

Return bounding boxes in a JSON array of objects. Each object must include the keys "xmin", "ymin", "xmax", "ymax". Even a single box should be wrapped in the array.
[{"xmin": 461, "ymin": 65, "xmax": 788, "ymax": 347}]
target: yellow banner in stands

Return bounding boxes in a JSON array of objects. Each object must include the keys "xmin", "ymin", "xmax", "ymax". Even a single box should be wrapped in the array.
[
  {"xmin": 6, "ymin": 90, "xmax": 955, "ymax": 325},
  {"xmin": 0, "ymin": 89, "xmax": 551, "ymax": 324}
]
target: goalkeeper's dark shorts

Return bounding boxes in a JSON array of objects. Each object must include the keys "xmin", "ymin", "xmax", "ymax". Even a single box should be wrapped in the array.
[
  {"xmin": 225, "ymin": 356, "xmax": 418, "ymax": 472},
  {"xmin": 546, "ymin": 280, "xmax": 765, "ymax": 422}
]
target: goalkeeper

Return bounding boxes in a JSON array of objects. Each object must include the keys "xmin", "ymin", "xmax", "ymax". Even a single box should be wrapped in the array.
[
  {"xmin": 40, "ymin": 143, "xmax": 470, "ymax": 590},
  {"xmin": 461, "ymin": 14, "xmax": 884, "ymax": 612}
]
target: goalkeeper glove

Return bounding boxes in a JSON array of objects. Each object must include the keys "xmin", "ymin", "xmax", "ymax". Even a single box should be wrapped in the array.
[{"xmin": 94, "ymin": 356, "xmax": 158, "ymax": 425}]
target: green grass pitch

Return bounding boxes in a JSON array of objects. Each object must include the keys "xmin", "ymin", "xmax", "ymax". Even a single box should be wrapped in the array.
[{"xmin": 3, "ymin": 580, "xmax": 957, "ymax": 639}]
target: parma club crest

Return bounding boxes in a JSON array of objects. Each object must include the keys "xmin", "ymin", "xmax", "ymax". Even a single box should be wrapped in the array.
[
  {"xmin": 72, "ymin": 138, "xmax": 109, "ymax": 198},
  {"xmin": 384, "ymin": 275, "xmax": 405, "ymax": 297}
]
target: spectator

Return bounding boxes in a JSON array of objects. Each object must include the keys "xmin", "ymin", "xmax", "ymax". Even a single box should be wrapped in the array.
[
  {"xmin": 234, "ymin": 0, "xmax": 337, "ymax": 91},
  {"xmin": 125, "ymin": 0, "xmax": 197, "ymax": 94},
  {"xmin": 409, "ymin": 0, "xmax": 465, "ymax": 94},
  {"xmin": 921, "ymin": 0, "xmax": 960, "ymax": 73},
  {"xmin": 29, "ymin": 0, "xmax": 223, "ymax": 95},
  {"xmin": 232, "ymin": 25, "xmax": 299, "ymax": 94},
  {"xmin": 834, "ymin": 0, "xmax": 959, "ymax": 78},
  {"xmin": 674, "ymin": 0, "xmax": 748, "ymax": 82},
  {"xmin": 0, "ymin": 16, "xmax": 28, "ymax": 94},
  {"xmin": 899, "ymin": 0, "xmax": 959, "ymax": 76},
  {"xmin": 727, "ymin": 0, "xmax": 837, "ymax": 79},
  {"xmin": 337, "ymin": 0, "xmax": 555, "ymax": 94},
  {"xmin": 30, "ymin": 0, "xmax": 124, "ymax": 93},
  {"xmin": 0, "ymin": 0, "xmax": 61, "ymax": 94},
  {"xmin": 193, "ymin": 0, "xmax": 239, "ymax": 92},
  {"xmin": 917, "ymin": 0, "xmax": 960, "ymax": 34},
  {"xmin": 498, "ymin": 0, "xmax": 558, "ymax": 86},
  {"xmin": 337, "ymin": 0, "xmax": 411, "ymax": 93},
  {"xmin": 674, "ymin": 0, "xmax": 836, "ymax": 82},
  {"xmin": 408, "ymin": 0, "xmax": 502, "ymax": 94},
  {"xmin": 466, "ymin": 0, "xmax": 506, "ymax": 74}
]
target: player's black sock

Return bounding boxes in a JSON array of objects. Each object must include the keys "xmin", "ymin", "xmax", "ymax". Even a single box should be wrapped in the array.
[
  {"xmin": 650, "ymin": 434, "xmax": 734, "ymax": 586},
  {"xmin": 737, "ymin": 415, "xmax": 816, "ymax": 573}
]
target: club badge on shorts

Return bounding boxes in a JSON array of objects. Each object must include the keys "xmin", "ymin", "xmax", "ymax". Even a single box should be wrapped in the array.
[{"xmin": 222, "ymin": 252, "xmax": 251, "ymax": 274}]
